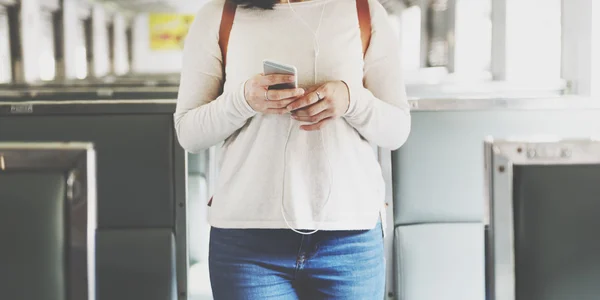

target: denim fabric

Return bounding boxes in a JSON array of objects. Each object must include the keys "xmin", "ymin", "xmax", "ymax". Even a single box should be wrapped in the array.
[{"xmin": 208, "ymin": 224, "xmax": 385, "ymax": 300}]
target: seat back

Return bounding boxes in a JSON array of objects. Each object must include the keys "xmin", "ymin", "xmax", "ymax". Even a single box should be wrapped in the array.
[
  {"xmin": 394, "ymin": 224, "xmax": 485, "ymax": 300},
  {"xmin": 96, "ymin": 229, "xmax": 177, "ymax": 300},
  {"xmin": 0, "ymin": 142, "xmax": 97, "ymax": 300},
  {"xmin": 0, "ymin": 101, "xmax": 186, "ymax": 300},
  {"xmin": 486, "ymin": 139, "xmax": 600, "ymax": 300},
  {"xmin": 392, "ymin": 108, "xmax": 600, "ymax": 298}
]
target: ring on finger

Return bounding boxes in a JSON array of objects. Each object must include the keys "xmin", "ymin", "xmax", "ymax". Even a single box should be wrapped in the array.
[
  {"xmin": 316, "ymin": 91, "xmax": 323, "ymax": 101},
  {"xmin": 265, "ymin": 90, "xmax": 269, "ymax": 101}
]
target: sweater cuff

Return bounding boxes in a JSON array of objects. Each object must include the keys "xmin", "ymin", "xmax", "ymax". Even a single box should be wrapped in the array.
[
  {"xmin": 231, "ymin": 81, "xmax": 257, "ymax": 119},
  {"xmin": 342, "ymin": 80, "xmax": 364, "ymax": 119}
]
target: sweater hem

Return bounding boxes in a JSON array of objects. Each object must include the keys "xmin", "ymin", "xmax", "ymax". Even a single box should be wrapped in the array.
[{"xmin": 208, "ymin": 216, "xmax": 380, "ymax": 231}]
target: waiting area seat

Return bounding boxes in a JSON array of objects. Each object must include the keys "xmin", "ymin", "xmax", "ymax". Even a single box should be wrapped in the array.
[
  {"xmin": 394, "ymin": 223, "xmax": 485, "ymax": 300},
  {"xmin": 0, "ymin": 142, "xmax": 96, "ymax": 300},
  {"xmin": 96, "ymin": 229, "xmax": 177, "ymax": 300},
  {"xmin": 391, "ymin": 96, "xmax": 600, "ymax": 299},
  {"xmin": 0, "ymin": 99, "xmax": 187, "ymax": 299}
]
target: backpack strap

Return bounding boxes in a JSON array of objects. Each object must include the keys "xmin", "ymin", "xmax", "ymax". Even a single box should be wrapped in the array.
[
  {"xmin": 218, "ymin": 0, "xmax": 371, "ymax": 66},
  {"xmin": 356, "ymin": 0, "xmax": 372, "ymax": 58},
  {"xmin": 219, "ymin": 0, "xmax": 237, "ymax": 68}
]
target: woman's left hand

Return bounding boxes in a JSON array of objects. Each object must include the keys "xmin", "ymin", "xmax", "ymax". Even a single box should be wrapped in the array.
[{"xmin": 286, "ymin": 81, "xmax": 350, "ymax": 131}]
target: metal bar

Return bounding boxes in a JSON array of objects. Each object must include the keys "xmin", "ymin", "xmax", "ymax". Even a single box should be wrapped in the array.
[
  {"xmin": 0, "ymin": 99, "xmax": 176, "ymax": 115},
  {"xmin": 408, "ymin": 96, "xmax": 600, "ymax": 111},
  {"xmin": 3, "ymin": 95, "xmax": 600, "ymax": 114},
  {"xmin": 489, "ymin": 150, "xmax": 515, "ymax": 300},
  {"xmin": 378, "ymin": 147, "xmax": 396, "ymax": 300},
  {"xmin": 173, "ymin": 130, "xmax": 189, "ymax": 300}
]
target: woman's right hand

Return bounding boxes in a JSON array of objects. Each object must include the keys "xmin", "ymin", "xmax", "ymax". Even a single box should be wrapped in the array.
[{"xmin": 244, "ymin": 74, "xmax": 305, "ymax": 114}]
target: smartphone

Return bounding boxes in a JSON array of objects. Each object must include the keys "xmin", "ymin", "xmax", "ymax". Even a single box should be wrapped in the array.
[{"xmin": 263, "ymin": 59, "xmax": 298, "ymax": 90}]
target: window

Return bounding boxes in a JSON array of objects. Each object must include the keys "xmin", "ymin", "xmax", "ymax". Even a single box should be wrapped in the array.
[
  {"xmin": 75, "ymin": 19, "xmax": 88, "ymax": 79},
  {"xmin": 400, "ymin": 5, "xmax": 422, "ymax": 71},
  {"xmin": 0, "ymin": 7, "xmax": 11, "ymax": 83},
  {"xmin": 454, "ymin": 0, "xmax": 492, "ymax": 80},
  {"xmin": 592, "ymin": 2, "xmax": 600, "ymax": 95},
  {"xmin": 39, "ymin": 11, "xmax": 56, "ymax": 81},
  {"xmin": 505, "ymin": 0, "xmax": 562, "ymax": 82}
]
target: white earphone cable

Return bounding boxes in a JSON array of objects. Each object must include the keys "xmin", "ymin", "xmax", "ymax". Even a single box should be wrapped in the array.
[{"xmin": 280, "ymin": 0, "xmax": 333, "ymax": 235}]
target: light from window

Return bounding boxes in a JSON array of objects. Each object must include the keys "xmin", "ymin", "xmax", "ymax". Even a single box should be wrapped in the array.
[
  {"xmin": 39, "ymin": 52, "xmax": 56, "ymax": 81},
  {"xmin": 400, "ymin": 5, "xmax": 421, "ymax": 71},
  {"xmin": 505, "ymin": 0, "xmax": 562, "ymax": 82},
  {"xmin": 0, "ymin": 10, "xmax": 11, "ymax": 83},
  {"xmin": 454, "ymin": 0, "xmax": 492, "ymax": 80},
  {"xmin": 592, "ymin": 2, "xmax": 600, "ymax": 95},
  {"xmin": 76, "ymin": 20, "xmax": 88, "ymax": 79},
  {"xmin": 76, "ymin": 47, "xmax": 88, "ymax": 80},
  {"xmin": 39, "ymin": 12, "xmax": 56, "ymax": 81}
]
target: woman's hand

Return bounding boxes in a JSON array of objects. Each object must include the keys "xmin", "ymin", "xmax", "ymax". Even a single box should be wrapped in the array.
[
  {"xmin": 244, "ymin": 74, "xmax": 305, "ymax": 114},
  {"xmin": 286, "ymin": 81, "xmax": 350, "ymax": 131}
]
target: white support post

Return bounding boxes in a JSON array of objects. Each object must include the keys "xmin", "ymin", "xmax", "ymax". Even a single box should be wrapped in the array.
[{"xmin": 561, "ymin": 0, "xmax": 595, "ymax": 95}]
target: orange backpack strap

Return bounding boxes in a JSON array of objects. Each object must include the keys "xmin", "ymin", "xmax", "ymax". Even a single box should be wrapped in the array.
[
  {"xmin": 219, "ymin": 0, "xmax": 237, "ymax": 68},
  {"xmin": 356, "ymin": 0, "xmax": 372, "ymax": 58}
]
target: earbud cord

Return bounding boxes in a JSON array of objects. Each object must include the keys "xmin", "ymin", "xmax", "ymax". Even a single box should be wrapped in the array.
[{"xmin": 280, "ymin": 0, "xmax": 333, "ymax": 235}]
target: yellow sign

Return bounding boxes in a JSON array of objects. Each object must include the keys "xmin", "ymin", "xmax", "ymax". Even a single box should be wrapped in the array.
[{"xmin": 149, "ymin": 14, "xmax": 195, "ymax": 50}]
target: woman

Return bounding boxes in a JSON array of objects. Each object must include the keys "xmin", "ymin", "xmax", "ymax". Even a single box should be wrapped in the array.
[{"xmin": 174, "ymin": 0, "xmax": 411, "ymax": 297}]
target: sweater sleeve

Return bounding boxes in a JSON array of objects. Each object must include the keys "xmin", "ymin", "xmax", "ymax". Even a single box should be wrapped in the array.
[
  {"xmin": 173, "ymin": 2, "xmax": 257, "ymax": 154},
  {"xmin": 342, "ymin": 0, "xmax": 411, "ymax": 150}
]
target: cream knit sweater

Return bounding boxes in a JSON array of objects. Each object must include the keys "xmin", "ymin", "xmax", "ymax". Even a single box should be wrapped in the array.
[{"xmin": 174, "ymin": 0, "xmax": 411, "ymax": 230}]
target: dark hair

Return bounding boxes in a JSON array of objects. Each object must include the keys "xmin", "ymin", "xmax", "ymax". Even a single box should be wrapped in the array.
[{"xmin": 230, "ymin": 0, "xmax": 278, "ymax": 9}]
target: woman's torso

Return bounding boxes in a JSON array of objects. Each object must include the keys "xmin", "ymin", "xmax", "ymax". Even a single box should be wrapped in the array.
[{"xmin": 209, "ymin": 0, "xmax": 386, "ymax": 230}]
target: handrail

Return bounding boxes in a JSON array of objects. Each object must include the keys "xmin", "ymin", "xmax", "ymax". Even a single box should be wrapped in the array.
[
  {"xmin": 1, "ymin": 95, "xmax": 599, "ymax": 112},
  {"xmin": 409, "ymin": 95, "xmax": 600, "ymax": 111}
]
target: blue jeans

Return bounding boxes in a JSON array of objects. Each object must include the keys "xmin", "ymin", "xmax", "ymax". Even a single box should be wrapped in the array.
[{"xmin": 209, "ymin": 224, "xmax": 385, "ymax": 300}]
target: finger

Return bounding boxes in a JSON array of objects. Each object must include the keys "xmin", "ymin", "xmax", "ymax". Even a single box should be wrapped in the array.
[
  {"xmin": 264, "ymin": 108, "xmax": 291, "ymax": 114},
  {"xmin": 292, "ymin": 100, "xmax": 328, "ymax": 117},
  {"xmin": 292, "ymin": 110, "xmax": 332, "ymax": 123},
  {"xmin": 287, "ymin": 91, "xmax": 322, "ymax": 111},
  {"xmin": 259, "ymin": 74, "xmax": 296, "ymax": 87},
  {"xmin": 266, "ymin": 88, "xmax": 304, "ymax": 101},
  {"xmin": 265, "ymin": 98, "xmax": 297, "ymax": 109},
  {"xmin": 300, "ymin": 117, "xmax": 333, "ymax": 131}
]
